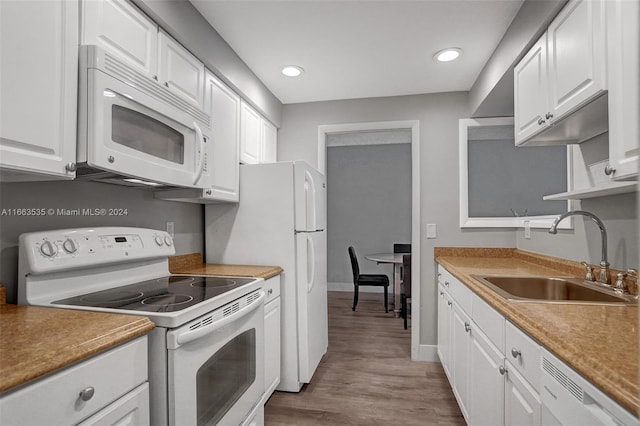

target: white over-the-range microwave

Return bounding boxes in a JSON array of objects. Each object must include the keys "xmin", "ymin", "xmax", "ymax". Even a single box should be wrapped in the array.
[{"xmin": 76, "ymin": 45, "xmax": 213, "ymax": 190}]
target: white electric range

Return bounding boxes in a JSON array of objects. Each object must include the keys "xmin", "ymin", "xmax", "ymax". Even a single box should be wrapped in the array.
[{"xmin": 18, "ymin": 227, "xmax": 265, "ymax": 426}]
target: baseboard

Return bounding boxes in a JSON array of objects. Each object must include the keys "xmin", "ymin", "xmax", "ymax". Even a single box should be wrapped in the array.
[
  {"xmin": 328, "ymin": 282, "xmax": 385, "ymax": 293},
  {"xmin": 415, "ymin": 344, "xmax": 440, "ymax": 362}
]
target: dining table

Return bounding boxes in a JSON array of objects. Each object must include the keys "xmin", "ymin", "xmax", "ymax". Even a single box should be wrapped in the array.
[{"xmin": 364, "ymin": 253, "xmax": 405, "ymax": 317}]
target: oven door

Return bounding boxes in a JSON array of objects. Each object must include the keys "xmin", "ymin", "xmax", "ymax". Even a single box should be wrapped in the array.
[
  {"xmin": 166, "ymin": 290, "xmax": 265, "ymax": 426},
  {"xmin": 86, "ymin": 69, "xmax": 209, "ymax": 188}
]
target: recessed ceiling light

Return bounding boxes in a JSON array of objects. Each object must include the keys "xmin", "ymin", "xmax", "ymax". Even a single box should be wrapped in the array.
[
  {"xmin": 434, "ymin": 48, "xmax": 462, "ymax": 63},
  {"xmin": 282, "ymin": 65, "xmax": 304, "ymax": 77}
]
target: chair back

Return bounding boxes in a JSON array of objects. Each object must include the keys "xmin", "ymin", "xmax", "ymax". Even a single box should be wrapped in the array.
[
  {"xmin": 348, "ymin": 246, "xmax": 360, "ymax": 283},
  {"xmin": 402, "ymin": 254, "xmax": 411, "ymax": 297},
  {"xmin": 394, "ymin": 243, "xmax": 411, "ymax": 253}
]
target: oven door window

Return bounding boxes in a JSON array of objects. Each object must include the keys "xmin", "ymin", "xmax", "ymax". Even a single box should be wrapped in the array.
[
  {"xmin": 196, "ymin": 329, "xmax": 256, "ymax": 426},
  {"xmin": 111, "ymin": 105, "xmax": 185, "ymax": 164}
]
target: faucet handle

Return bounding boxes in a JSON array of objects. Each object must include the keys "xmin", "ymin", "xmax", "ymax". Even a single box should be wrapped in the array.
[
  {"xmin": 614, "ymin": 272, "xmax": 628, "ymax": 294},
  {"xmin": 581, "ymin": 261, "xmax": 595, "ymax": 281}
]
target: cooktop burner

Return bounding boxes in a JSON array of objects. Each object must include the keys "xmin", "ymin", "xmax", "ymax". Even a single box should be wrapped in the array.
[{"xmin": 53, "ymin": 275, "xmax": 256, "ymax": 313}]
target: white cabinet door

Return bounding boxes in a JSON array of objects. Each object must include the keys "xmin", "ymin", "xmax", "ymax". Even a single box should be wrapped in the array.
[
  {"xmin": 514, "ymin": 34, "xmax": 549, "ymax": 144},
  {"xmin": 81, "ymin": 0, "xmax": 158, "ymax": 79},
  {"xmin": 547, "ymin": 0, "xmax": 606, "ymax": 119},
  {"xmin": 451, "ymin": 303, "xmax": 471, "ymax": 421},
  {"xmin": 262, "ymin": 120, "xmax": 278, "ymax": 163},
  {"xmin": 205, "ymin": 71, "xmax": 240, "ymax": 202},
  {"xmin": 264, "ymin": 296, "xmax": 281, "ymax": 399},
  {"xmin": 158, "ymin": 30, "xmax": 205, "ymax": 109},
  {"xmin": 0, "ymin": 0, "xmax": 78, "ymax": 181},
  {"xmin": 504, "ymin": 362, "xmax": 541, "ymax": 426},
  {"xmin": 469, "ymin": 325, "xmax": 505, "ymax": 426},
  {"xmin": 606, "ymin": 0, "xmax": 639, "ymax": 180},
  {"xmin": 78, "ymin": 383, "xmax": 150, "ymax": 426},
  {"xmin": 437, "ymin": 284, "xmax": 452, "ymax": 379},
  {"xmin": 240, "ymin": 102, "xmax": 262, "ymax": 164}
]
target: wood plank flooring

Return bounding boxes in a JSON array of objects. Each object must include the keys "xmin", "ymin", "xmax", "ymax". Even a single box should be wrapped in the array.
[{"xmin": 264, "ymin": 291, "xmax": 465, "ymax": 425}]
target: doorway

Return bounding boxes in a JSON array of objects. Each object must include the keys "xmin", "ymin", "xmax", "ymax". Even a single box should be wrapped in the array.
[{"xmin": 318, "ymin": 120, "xmax": 421, "ymax": 359}]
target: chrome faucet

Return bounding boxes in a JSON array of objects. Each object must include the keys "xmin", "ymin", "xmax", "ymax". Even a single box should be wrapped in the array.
[{"xmin": 549, "ymin": 210, "xmax": 610, "ymax": 285}]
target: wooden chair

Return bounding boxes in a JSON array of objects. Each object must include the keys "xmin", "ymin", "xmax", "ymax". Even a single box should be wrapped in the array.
[
  {"xmin": 401, "ymin": 254, "xmax": 412, "ymax": 329},
  {"xmin": 348, "ymin": 246, "xmax": 390, "ymax": 312}
]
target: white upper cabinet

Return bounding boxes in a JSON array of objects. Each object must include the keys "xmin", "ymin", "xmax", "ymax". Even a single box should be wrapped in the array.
[
  {"xmin": 514, "ymin": 0, "xmax": 607, "ymax": 147},
  {"xmin": 158, "ymin": 31, "xmax": 206, "ymax": 109},
  {"xmin": 240, "ymin": 101, "xmax": 278, "ymax": 165},
  {"xmin": 0, "ymin": 0, "xmax": 78, "ymax": 181},
  {"xmin": 605, "ymin": 0, "xmax": 639, "ymax": 180},
  {"xmin": 81, "ymin": 0, "xmax": 158, "ymax": 79},
  {"xmin": 204, "ymin": 71, "xmax": 240, "ymax": 201},
  {"xmin": 514, "ymin": 35, "xmax": 549, "ymax": 143},
  {"xmin": 262, "ymin": 120, "xmax": 278, "ymax": 164},
  {"xmin": 547, "ymin": 0, "xmax": 606, "ymax": 120},
  {"xmin": 82, "ymin": 0, "xmax": 205, "ymax": 110}
]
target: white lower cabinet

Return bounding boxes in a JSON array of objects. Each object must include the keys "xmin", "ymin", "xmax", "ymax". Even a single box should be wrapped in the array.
[
  {"xmin": 263, "ymin": 275, "xmax": 281, "ymax": 403},
  {"xmin": 0, "ymin": 337, "xmax": 149, "ymax": 426},
  {"xmin": 437, "ymin": 264, "xmax": 539, "ymax": 426}
]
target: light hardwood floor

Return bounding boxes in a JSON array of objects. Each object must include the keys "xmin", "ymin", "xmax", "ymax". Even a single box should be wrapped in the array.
[{"xmin": 264, "ymin": 291, "xmax": 465, "ymax": 425}]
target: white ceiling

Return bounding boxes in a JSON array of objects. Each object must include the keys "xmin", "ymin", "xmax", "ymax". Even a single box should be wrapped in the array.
[{"xmin": 191, "ymin": 0, "xmax": 524, "ymax": 105}]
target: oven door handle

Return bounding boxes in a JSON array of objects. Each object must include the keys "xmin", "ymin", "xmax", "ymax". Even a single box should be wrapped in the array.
[{"xmin": 172, "ymin": 291, "xmax": 265, "ymax": 348}]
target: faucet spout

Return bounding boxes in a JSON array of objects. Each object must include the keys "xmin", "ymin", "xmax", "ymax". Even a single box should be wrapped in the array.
[{"xmin": 548, "ymin": 210, "xmax": 610, "ymax": 283}]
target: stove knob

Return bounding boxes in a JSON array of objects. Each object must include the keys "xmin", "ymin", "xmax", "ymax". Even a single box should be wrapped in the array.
[
  {"xmin": 39, "ymin": 240, "xmax": 58, "ymax": 258},
  {"xmin": 62, "ymin": 238, "xmax": 78, "ymax": 254},
  {"xmin": 164, "ymin": 236, "xmax": 173, "ymax": 246},
  {"xmin": 154, "ymin": 235, "xmax": 164, "ymax": 246}
]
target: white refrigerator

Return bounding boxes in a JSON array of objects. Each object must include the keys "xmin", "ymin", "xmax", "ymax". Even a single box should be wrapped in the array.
[{"xmin": 205, "ymin": 160, "xmax": 328, "ymax": 392}]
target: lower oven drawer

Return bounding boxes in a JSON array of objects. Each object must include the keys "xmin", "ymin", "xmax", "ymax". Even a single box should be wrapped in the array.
[{"xmin": 0, "ymin": 336, "xmax": 148, "ymax": 425}]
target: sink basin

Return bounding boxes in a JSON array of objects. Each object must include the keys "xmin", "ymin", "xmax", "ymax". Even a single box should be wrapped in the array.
[{"xmin": 472, "ymin": 275, "xmax": 636, "ymax": 304}]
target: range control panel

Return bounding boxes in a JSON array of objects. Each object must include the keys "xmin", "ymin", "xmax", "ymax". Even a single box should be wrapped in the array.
[{"xmin": 20, "ymin": 227, "xmax": 175, "ymax": 275}]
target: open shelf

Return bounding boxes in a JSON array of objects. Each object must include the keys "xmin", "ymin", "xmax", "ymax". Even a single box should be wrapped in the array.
[{"xmin": 543, "ymin": 181, "xmax": 637, "ymax": 200}]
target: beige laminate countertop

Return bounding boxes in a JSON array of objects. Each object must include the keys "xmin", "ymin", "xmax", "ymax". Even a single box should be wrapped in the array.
[
  {"xmin": 435, "ymin": 247, "xmax": 639, "ymax": 416},
  {"xmin": 0, "ymin": 305, "xmax": 154, "ymax": 393},
  {"xmin": 169, "ymin": 253, "xmax": 283, "ymax": 279}
]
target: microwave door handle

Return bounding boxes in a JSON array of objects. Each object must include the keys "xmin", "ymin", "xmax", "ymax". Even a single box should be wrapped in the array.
[{"xmin": 193, "ymin": 122, "xmax": 206, "ymax": 185}]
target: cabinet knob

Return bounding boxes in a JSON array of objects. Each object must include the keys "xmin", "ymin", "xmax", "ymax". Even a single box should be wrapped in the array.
[
  {"xmin": 537, "ymin": 118, "xmax": 546, "ymax": 125},
  {"xmin": 267, "ymin": 288, "xmax": 273, "ymax": 295},
  {"xmin": 153, "ymin": 75, "xmax": 158, "ymax": 81},
  {"xmin": 604, "ymin": 165, "xmax": 616, "ymax": 176},
  {"xmin": 65, "ymin": 162, "xmax": 76, "ymax": 172},
  {"xmin": 79, "ymin": 386, "xmax": 95, "ymax": 402},
  {"xmin": 499, "ymin": 365, "xmax": 507, "ymax": 376},
  {"xmin": 447, "ymin": 301, "xmax": 452, "ymax": 306},
  {"xmin": 444, "ymin": 281, "xmax": 450, "ymax": 287},
  {"xmin": 439, "ymin": 291, "xmax": 444, "ymax": 296},
  {"xmin": 545, "ymin": 112, "xmax": 554, "ymax": 120},
  {"xmin": 464, "ymin": 321, "xmax": 471, "ymax": 333},
  {"xmin": 511, "ymin": 348, "xmax": 522, "ymax": 359},
  {"xmin": 205, "ymin": 189, "xmax": 212, "ymax": 195},
  {"xmin": 164, "ymin": 82, "xmax": 170, "ymax": 88}
]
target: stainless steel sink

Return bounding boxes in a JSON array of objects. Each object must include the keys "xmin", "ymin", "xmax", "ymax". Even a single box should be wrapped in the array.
[{"xmin": 471, "ymin": 275, "xmax": 637, "ymax": 304}]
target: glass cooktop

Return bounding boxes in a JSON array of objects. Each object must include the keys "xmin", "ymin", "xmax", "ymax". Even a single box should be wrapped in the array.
[{"xmin": 53, "ymin": 276, "xmax": 256, "ymax": 313}]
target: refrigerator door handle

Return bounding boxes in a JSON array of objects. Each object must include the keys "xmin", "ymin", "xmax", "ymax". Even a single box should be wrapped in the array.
[
  {"xmin": 295, "ymin": 229, "xmax": 324, "ymax": 234},
  {"xmin": 306, "ymin": 233, "xmax": 316, "ymax": 293}
]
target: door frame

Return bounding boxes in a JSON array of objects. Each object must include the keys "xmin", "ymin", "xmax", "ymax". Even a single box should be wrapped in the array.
[{"xmin": 317, "ymin": 120, "xmax": 421, "ymax": 360}]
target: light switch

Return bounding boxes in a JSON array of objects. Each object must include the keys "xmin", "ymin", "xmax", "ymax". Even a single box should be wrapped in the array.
[
  {"xmin": 524, "ymin": 221, "xmax": 531, "ymax": 239},
  {"xmin": 426, "ymin": 223, "xmax": 437, "ymax": 239}
]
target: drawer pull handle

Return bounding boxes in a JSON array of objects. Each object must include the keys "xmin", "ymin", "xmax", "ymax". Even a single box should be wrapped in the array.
[
  {"xmin": 268, "ymin": 288, "xmax": 273, "ymax": 295},
  {"xmin": 499, "ymin": 366, "xmax": 507, "ymax": 376},
  {"xmin": 439, "ymin": 291, "xmax": 444, "ymax": 296},
  {"xmin": 79, "ymin": 386, "xmax": 95, "ymax": 402},
  {"xmin": 447, "ymin": 301, "xmax": 452, "ymax": 306},
  {"xmin": 444, "ymin": 281, "xmax": 450, "ymax": 287},
  {"xmin": 511, "ymin": 348, "xmax": 522, "ymax": 359},
  {"xmin": 464, "ymin": 322, "xmax": 471, "ymax": 333}
]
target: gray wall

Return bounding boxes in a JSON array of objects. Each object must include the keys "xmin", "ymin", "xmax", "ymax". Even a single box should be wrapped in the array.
[
  {"xmin": 132, "ymin": 0, "xmax": 282, "ymax": 126},
  {"xmin": 326, "ymin": 143, "xmax": 412, "ymax": 287},
  {"xmin": 518, "ymin": 192, "xmax": 638, "ymax": 270},
  {"xmin": 277, "ymin": 93, "xmax": 517, "ymax": 346},
  {"xmin": 0, "ymin": 181, "xmax": 203, "ymax": 303}
]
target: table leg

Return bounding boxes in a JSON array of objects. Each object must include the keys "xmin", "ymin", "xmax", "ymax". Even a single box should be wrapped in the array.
[{"xmin": 393, "ymin": 263, "xmax": 401, "ymax": 317}]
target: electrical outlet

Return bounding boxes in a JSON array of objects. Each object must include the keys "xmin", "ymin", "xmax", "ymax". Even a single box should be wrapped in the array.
[
  {"xmin": 166, "ymin": 221, "xmax": 174, "ymax": 238},
  {"xmin": 524, "ymin": 221, "xmax": 531, "ymax": 239}
]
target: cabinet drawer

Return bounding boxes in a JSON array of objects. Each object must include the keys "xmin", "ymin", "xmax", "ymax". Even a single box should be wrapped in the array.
[
  {"xmin": 472, "ymin": 293, "xmax": 505, "ymax": 353},
  {"xmin": 0, "ymin": 336, "xmax": 148, "ymax": 426},
  {"xmin": 438, "ymin": 266, "xmax": 472, "ymax": 314},
  {"xmin": 506, "ymin": 321, "xmax": 541, "ymax": 388},
  {"xmin": 264, "ymin": 275, "xmax": 281, "ymax": 303}
]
